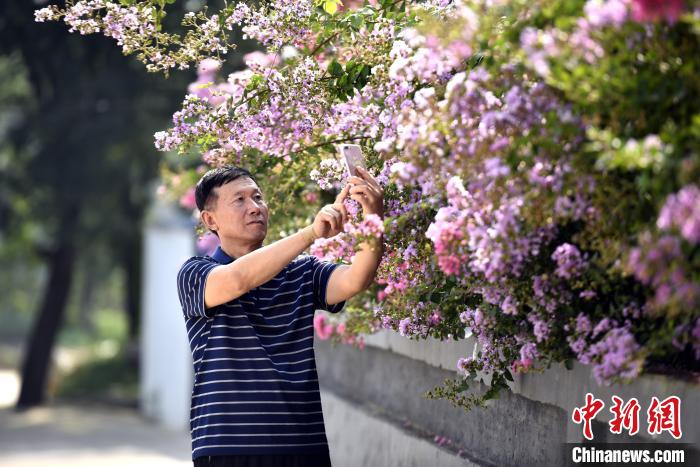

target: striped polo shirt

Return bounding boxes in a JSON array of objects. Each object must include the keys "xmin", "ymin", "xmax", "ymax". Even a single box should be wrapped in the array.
[{"xmin": 176, "ymin": 245, "xmax": 346, "ymax": 460}]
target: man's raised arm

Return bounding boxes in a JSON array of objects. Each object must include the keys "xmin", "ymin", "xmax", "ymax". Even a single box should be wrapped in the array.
[{"xmin": 203, "ymin": 183, "xmax": 352, "ymax": 309}]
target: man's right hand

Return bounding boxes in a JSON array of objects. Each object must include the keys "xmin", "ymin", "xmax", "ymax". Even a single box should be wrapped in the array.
[{"xmin": 312, "ymin": 182, "xmax": 351, "ymax": 238}]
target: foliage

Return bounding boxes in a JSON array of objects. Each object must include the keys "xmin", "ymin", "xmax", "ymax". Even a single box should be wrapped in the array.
[{"xmin": 36, "ymin": 0, "xmax": 700, "ymax": 412}]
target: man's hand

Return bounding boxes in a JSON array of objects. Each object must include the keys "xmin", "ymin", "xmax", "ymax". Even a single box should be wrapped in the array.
[
  {"xmin": 347, "ymin": 167, "xmax": 384, "ymax": 219},
  {"xmin": 312, "ymin": 183, "xmax": 351, "ymax": 238}
]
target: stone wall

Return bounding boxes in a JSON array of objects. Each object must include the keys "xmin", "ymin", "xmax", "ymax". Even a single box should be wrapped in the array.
[{"xmin": 315, "ymin": 328, "xmax": 699, "ymax": 466}]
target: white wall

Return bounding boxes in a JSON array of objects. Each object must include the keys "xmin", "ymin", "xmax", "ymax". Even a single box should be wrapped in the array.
[{"xmin": 140, "ymin": 199, "xmax": 195, "ymax": 431}]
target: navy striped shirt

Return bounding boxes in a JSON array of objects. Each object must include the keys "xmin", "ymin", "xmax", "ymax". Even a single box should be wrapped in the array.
[{"xmin": 176, "ymin": 245, "xmax": 346, "ymax": 460}]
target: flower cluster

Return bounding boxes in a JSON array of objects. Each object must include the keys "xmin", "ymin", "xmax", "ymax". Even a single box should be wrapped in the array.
[
  {"xmin": 34, "ymin": 0, "xmax": 241, "ymax": 74},
  {"xmin": 314, "ymin": 312, "xmax": 365, "ymax": 348},
  {"xmin": 226, "ymin": 0, "xmax": 315, "ymax": 50},
  {"xmin": 43, "ymin": 0, "xmax": 700, "ymax": 412},
  {"xmin": 657, "ymin": 184, "xmax": 700, "ymax": 244},
  {"xmin": 310, "ymin": 158, "xmax": 346, "ymax": 191}
]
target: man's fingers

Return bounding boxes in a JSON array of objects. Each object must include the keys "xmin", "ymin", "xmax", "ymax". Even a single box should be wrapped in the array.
[
  {"xmin": 328, "ymin": 206, "xmax": 344, "ymax": 231},
  {"xmin": 336, "ymin": 203, "xmax": 349, "ymax": 227},
  {"xmin": 357, "ymin": 167, "xmax": 381, "ymax": 190},
  {"xmin": 349, "ymin": 185, "xmax": 375, "ymax": 199},
  {"xmin": 335, "ymin": 182, "xmax": 351, "ymax": 203},
  {"xmin": 323, "ymin": 208, "xmax": 338, "ymax": 231},
  {"xmin": 350, "ymin": 194, "xmax": 367, "ymax": 207},
  {"xmin": 341, "ymin": 204, "xmax": 349, "ymax": 226},
  {"xmin": 332, "ymin": 206, "xmax": 344, "ymax": 230}
]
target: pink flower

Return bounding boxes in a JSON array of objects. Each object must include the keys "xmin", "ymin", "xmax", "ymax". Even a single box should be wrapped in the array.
[
  {"xmin": 304, "ymin": 192, "xmax": 319, "ymax": 204},
  {"xmin": 197, "ymin": 58, "xmax": 221, "ymax": 79},
  {"xmin": 243, "ymin": 51, "xmax": 278, "ymax": 69},
  {"xmin": 631, "ymin": 0, "xmax": 685, "ymax": 23},
  {"xmin": 196, "ymin": 232, "xmax": 220, "ymax": 256},
  {"xmin": 179, "ymin": 187, "xmax": 196, "ymax": 210},
  {"xmin": 511, "ymin": 358, "xmax": 534, "ymax": 374},
  {"xmin": 313, "ymin": 313, "xmax": 334, "ymax": 340}
]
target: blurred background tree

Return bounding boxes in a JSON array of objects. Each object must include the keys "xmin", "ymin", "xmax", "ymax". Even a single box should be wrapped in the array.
[{"xmin": 0, "ymin": 0, "xmax": 196, "ymax": 408}]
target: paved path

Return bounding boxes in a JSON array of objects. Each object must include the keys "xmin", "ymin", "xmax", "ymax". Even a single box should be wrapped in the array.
[{"xmin": 0, "ymin": 369, "xmax": 192, "ymax": 467}]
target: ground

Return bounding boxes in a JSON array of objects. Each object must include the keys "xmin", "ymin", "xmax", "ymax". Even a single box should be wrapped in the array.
[{"xmin": 0, "ymin": 367, "xmax": 192, "ymax": 467}]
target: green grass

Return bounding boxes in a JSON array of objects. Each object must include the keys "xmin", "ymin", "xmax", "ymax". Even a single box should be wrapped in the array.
[
  {"xmin": 58, "ymin": 307, "xmax": 128, "ymax": 347},
  {"xmin": 54, "ymin": 348, "xmax": 139, "ymax": 405},
  {"xmin": 55, "ymin": 307, "xmax": 138, "ymax": 405}
]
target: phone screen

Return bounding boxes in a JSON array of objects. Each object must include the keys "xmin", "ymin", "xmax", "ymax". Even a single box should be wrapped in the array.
[{"xmin": 340, "ymin": 144, "xmax": 366, "ymax": 177}]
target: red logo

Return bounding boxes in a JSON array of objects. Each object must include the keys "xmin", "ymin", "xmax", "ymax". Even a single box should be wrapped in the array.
[
  {"xmin": 572, "ymin": 392, "xmax": 605, "ymax": 441},
  {"xmin": 572, "ymin": 394, "xmax": 682, "ymax": 440},
  {"xmin": 609, "ymin": 396, "xmax": 640, "ymax": 436},
  {"xmin": 647, "ymin": 396, "xmax": 682, "ymax": 439}
]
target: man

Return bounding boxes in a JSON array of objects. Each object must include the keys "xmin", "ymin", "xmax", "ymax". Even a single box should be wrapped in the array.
[{"xmin": 176, "ymin": 165, "xmax": 384, "ymax": 467}]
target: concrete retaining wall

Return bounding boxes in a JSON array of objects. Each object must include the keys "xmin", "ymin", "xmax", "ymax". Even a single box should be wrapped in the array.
[{"xmin": 315, "ymin": 328, "xmax": 699, "ymax": 466}]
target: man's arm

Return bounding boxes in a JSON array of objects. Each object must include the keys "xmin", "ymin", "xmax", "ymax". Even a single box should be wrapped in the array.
[
  {"xmin": 326, "ymin": 236, "xmax": 384, "ymax": 305},
  {"xmin": 204, "ymin": 183, "xmax": 353, "ymax": 309},
  {"xmin": 326, "ymin": 166, "xmax": 385, "ymax": 305},
  {"xmin": 203, "ymin": 228, "xmax": 315, "ymax": 309}
]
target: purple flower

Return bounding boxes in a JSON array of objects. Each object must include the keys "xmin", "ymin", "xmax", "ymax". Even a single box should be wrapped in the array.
[
  {"xmin": 657, "ymin": 184, "xmax": 700, "ymax": 244},
  {"xmin": 520, "ymin": 342, "xmax": 539, "ymax": 361},
  {"xmin": 551, "ymin": 243, "xmax": 587, "ymax": 279},
  {"xmin": 588, "ymin": 327, "xmax": 643, "ymax": 385},
  {"xmin": 398, "ymin": 317, "xmax": 412, "ymax": 337},
  {"xmin": 584, "ymin": 0, "xmax": 630, "ymax": 28}
]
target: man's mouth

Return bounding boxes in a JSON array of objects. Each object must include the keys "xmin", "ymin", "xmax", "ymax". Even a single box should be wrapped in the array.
[{"xmin": 248, "ymin": 220, "xmax": 265, "ymax": 225}]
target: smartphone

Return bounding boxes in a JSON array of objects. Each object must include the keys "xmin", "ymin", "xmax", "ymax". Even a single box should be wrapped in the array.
[{"xmin": 338, "ymin": 144, "xmax": 367, "ymax": 178}]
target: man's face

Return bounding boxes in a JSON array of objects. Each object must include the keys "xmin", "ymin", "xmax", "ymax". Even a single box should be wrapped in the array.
[{"xmin": 204, "ymin": 177, "xmax": 268, "ymax": 241}]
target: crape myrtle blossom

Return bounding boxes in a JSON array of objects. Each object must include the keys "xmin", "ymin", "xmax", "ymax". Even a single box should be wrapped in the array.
[
  {"xmin": 565, "ymin": 303, "xmax": 648, "ymax": 385},
  {"xmin": 38, "ymin": 0, "xmax": 700, "ymax": 410},
  {"xmin": 226, "ymin": 0, "xmax": 315, "ymax": 49},
  {"xmin": 626, "ymin": 184, "xmax": 700, "ymax": 315},
  {"xmin": 155, "ymin": 56, "xmax": 331, "ymax": 158},
  {"xmin": 631, "ymin": 0, "xmax": 687, "ymax": 23},
  {"xmin": 310, "ymin": 158, "xmax": 346, "ymax": 191},
  {"xmin": 657, "ymin": 184, "xmax": 700, "ymax": 244},
  {"xmin": 34, "ymin": 0, "xmax": 241, "ymax": 73},
  {"xmin": 519, "ymin": 0, "xmax": 689, "ymax": 80}
]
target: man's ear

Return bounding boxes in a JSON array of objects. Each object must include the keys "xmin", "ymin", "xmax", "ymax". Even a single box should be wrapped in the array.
[{"xmin": 201, "ymin": 210, "xmax": 218, "ymax": 233}]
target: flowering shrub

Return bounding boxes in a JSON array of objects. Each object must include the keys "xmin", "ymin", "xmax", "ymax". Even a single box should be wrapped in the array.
[{"xmin": 37, "ymin": 0, "xmax": 700, "ymax": 412}]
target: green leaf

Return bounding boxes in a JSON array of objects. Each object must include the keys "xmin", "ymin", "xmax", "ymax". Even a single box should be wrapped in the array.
[
  {"xmin": 322, "ymin": 0, "xmax": 342, "ymax": 15},
  {"xmin": 328, "ymin": 60, "xmax": 344, "ymax": 78},
  {"xmin": 350, "ymin": 14, "xmax": 363, "ymax": 30}
]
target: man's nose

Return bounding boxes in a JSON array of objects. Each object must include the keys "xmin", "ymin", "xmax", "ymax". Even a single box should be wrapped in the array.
[{"xmin": 246, "ymin": 198, "xmax": 262, "ymax": 213}]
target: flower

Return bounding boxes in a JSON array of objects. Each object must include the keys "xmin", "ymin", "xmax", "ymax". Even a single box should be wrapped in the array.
[
  {"xmin": 551, "ymin": 243, "xmax": 588, "ymax": 279},
  {"xmin": 588, "ymin": 327, "xmax": 643, "ymax": 385},
  {"xmin": 313, "ymin": 313, "xmax": 335, "ymax": 340},
  {"xmin": 657, "ymin": 184, "xmax": 700, "ymax": 244},
  {"xmin": 179, "ymin": 187, "xmax": 196, "ymax": 210},
  {"xmin": 196, "ymin": 232, "xmax": 220, "ymax": 256},
  {"xmin": 631, "ymin": 0, "xmax": 686, "ymax": 23}
]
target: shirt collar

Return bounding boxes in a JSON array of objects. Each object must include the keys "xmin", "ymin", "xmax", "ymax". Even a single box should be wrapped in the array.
[{"xmin": 210, "ymin": 246, "xmax": 236, "ymax": 264}]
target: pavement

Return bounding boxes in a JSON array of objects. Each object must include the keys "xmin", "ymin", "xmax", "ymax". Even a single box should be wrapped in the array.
[{"xmin": 0, "ymin": 369, "xmax": 193, "ymax": 467}]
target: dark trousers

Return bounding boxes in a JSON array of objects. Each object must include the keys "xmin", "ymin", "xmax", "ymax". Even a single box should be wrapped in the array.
[{"xmin": 193, "ymin": 452, "xmax": 332, "ymax": 467}]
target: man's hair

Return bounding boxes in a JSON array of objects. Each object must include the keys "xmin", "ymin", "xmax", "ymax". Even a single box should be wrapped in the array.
[{"xmin": 195, "ymin": 165, "xmax": 259, "ymax": 212}]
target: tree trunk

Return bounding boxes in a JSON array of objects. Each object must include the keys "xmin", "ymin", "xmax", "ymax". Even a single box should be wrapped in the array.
[
  {"xmin": 123, "ymin": 230, "xmax": 142, "ymax": 371},
  {"xmin": 15, "ymin": 240, "xmax": 77, "ymax": 409},
  {"xmin": 77, "ymin": 264, "xmax": 97, "ymax": 336}
]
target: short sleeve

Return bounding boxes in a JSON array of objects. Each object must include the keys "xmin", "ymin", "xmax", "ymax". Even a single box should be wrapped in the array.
[
  {"xmin": 177, "ymin": 257, "xmax": 220, "ymax": 319},
  {"xmin": 308, "ymin": 255, "xmax": 346, "ymax": 314}
]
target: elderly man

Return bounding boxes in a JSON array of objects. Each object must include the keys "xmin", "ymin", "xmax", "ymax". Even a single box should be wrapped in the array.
[{"xmin": 177, "ymin": 165, "xmax": 384, "ymax": 467}]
